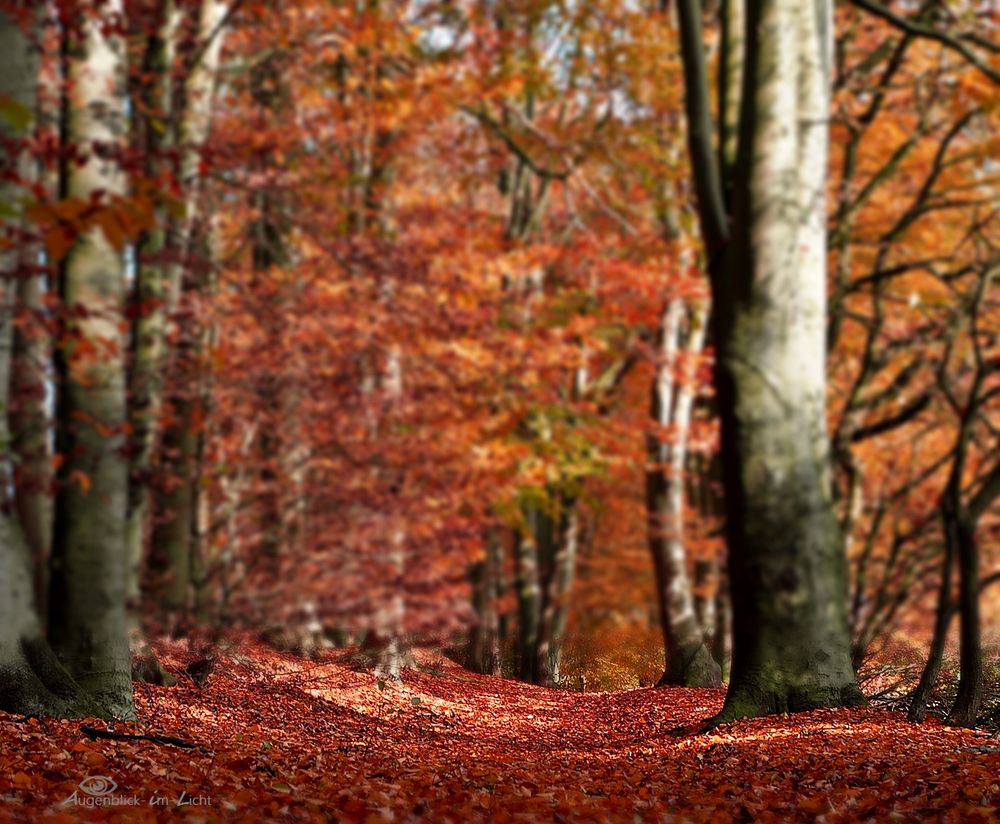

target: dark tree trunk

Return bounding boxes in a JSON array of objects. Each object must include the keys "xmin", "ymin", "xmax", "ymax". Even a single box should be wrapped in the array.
[
  {"xmin": 514, "ymin": 522, "xmax": 542, "ymax": 684},
  {"xmin": 468, "ymin": 534, "xmax": 502, "ymax": 675},
  {"xmin": 945, "ymin": 498, "xmax": 982, "ymax": 726}
]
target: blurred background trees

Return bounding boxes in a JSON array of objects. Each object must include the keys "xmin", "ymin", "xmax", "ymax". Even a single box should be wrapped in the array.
[{"xmin": 0, "ymin": 0, "xmax": 996, "ymax": 726}]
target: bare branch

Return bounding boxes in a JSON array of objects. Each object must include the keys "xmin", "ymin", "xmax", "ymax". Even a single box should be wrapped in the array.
[{"xmin": 849, "ymin": 0, "xmax": 1000, "ymax": 86}]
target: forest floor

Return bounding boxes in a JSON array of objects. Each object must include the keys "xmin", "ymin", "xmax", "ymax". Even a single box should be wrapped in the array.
[{"xmin": 1, "ymin": 638, "xmax": 999, "ymax": 823}]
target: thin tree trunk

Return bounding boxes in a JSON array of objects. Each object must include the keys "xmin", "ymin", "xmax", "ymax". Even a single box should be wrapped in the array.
[
  {"xmin": 126, "ymin": 0, "xmax": 179, "ymax": 622},
  {"xmin": 713, "ymin": 563, "xmax": 732, "ymax": 680},
  {"xmin": 124, "ymin": 0, "xmax": 183, "ymax": 685},
  {"xmin": 372, "ymin": 344, "xmax": 409, "ymax": 679},
  {"xmin": 150, "ymin": 383, "xmax": 198, "ymax": 623},
  {"xmin": 133, "ymin": 0, "xmax": 227, "ymax": 627},
  {"xmin": 468, "ymin": 532, "xmax": 502, "ymax": 675},
  {"xmin": 47, "ymin": 0, "xmax": 135, "ymax": 720},
  {"xmin": 647, "ymin": 299, "xmax": 721, "ymax": 687},
  {"xmin": 514, "ymin": 523, "xmax": 542, "ymax": 684},
  {"xmin": 945, "ymin": 487, "xmax": 983, "ymax": 727},
  {"xmin": 693, "ymin": 557, "xmax": 716, "ymax": 646},
  {"xmin": 536, "ymin": 503, "xmax": 579, "ymax": 687},
  {"xmin": 907, "ymin": 547, "xmax": 954, "ymax": 723}
]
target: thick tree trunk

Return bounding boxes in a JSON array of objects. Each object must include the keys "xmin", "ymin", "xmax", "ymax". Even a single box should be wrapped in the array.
[
  {"xmin": 0, "ymin": 513, "xmax": 97, "ymax": 717},
  {"xmin": 677, "ymin": 0, "xmax": 863, "ymax": 720},
  {"xmin": 48, "ymin": 1, "xmax": 135, "ymax": 721},
  {"xmin": 713, "ymin": 0, "xmax": 862, "ymax": 719},
  {"xmin": 646, "ymin": 300, "xmax": 721, "ymax": 688},
  {"xmin": 0, "ymin": 7, "xmax": 94, "ymax": 717},
  {"xmin": 11, "ymin": 239, "xmax": 51, "ymax": 620},
  {"xmin": 3, "ymin": 1, "xmax": 52, "ymax": 626}
]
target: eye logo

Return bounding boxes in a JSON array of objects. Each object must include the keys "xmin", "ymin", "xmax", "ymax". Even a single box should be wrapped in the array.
[{"xmin": 78, "ymin": 776, "xmax": 117, "ymax": 797}]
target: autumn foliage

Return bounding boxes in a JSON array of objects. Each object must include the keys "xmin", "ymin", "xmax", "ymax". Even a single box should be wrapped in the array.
[{"xmin": 0, "ymin": 0, "xmax": 999, "ymax": 818}]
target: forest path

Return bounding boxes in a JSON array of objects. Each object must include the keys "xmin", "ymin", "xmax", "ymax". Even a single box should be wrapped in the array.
[{"xmin": 1, "ymin": 639, "xmax": 997, "ymax": 822}]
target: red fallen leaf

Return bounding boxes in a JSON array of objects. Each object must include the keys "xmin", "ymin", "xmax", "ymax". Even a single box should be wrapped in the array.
[
  {"xmin": 11, "ymin": 771, "xmax": 33, "ymax": 788},
  {"xmin": 4, "ymin": 638, "xmax": 1000, "ymax": 822}
]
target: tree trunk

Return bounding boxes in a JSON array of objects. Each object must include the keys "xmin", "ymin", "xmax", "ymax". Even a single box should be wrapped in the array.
[
  {"xmin": 126, "ymin": 0, "xmax": 179, "ymax": 624},
  {"xmin": 150, "ymin": 385, "xmax": 198, "ymax": 623},
  {"xmin": 468, "ymin": 533, "xmax": 502, "ymax": 676},
  {"xmin": 907, "ymin": 547, "xmax": 954, "ymax": 723},
  {"xmin": 677, "ymin": 0, "xmax": 863, "ymax": 720},
  {"xmin": 0, "ymin": 513, "xmax": 98, "ymax": 717},
  {"xmin": 535, "ymin": 504, "xmax": 580, "ymax": 687},
  {"xmin": 131, "ymin": 0, "xmax": 227, "ymax": 628},
  {"xmin": 713, "ymin": 564, "xmax": 732, "ymax": 679},
  {"xmin": 48, "ymin": 1, "xmax": 135, "ymax": 720},
  {"xmin": 514, "ymin": 523, "xmax": 542, "ymax": 684},
  {"xmin": 0, "ymin": 5, "xmax": 94, "ymax": 717},
  {"xmin": 371, "ymin": 344, "xmax": 409, "ymax": 680},
  {"xmin": 693, "ymin": 557, "xmax": 716, "ymax": 646},
  {"xmin": 945, "ymin": 493, "xmax": 982, "ymax": 726},
  {"xmin": 11, "ymin": 236, "xmax": 51, "ymax": 621},
  {"xmin": 646, "ymin": 299, "xmax": 721, "ymax": 688}
]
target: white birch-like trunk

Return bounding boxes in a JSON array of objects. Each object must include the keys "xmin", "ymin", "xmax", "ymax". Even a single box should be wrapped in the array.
[{"xmin": 646, "ymin": 299, "xmax": 721, "ymax": 687}]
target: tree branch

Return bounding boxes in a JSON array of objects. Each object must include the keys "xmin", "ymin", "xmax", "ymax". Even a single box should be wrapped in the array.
[
  {"xmin": 849, "ymin": 0, "xmax": 1000, "ymax": 86},
  {"xmin": 851, "ymin": 392, "xmax": 932, "ymax": 442},
  {"xmin": 675, "ymin": 0, "xmax": 728, "ymax": 255}
]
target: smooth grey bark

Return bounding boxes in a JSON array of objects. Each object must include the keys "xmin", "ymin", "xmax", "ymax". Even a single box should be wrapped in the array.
[
  {"xmin": 0, "ymin": 5, "xmax": 95, "ymax": 717},
  {"xmin": 676, "ymin": 0, "xmax": 864, "ymax": 719},
  {"xmin": 48, "ymin": 0, "xmax": 135, "ymax": 721},
  {"xmin": 10, "ymin": 205, "xmax": 51, "ymax": 621},
  {"xmin": 0, "ymin": 512, "xmax": 97, "ymax": 717},
  {"xmin": 646, "ymin": 299, "xmax": 721, "ymax": 688},
  {"xmin": 712, "ymin": 563, "xmax": 732, "ymax": 680}
]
